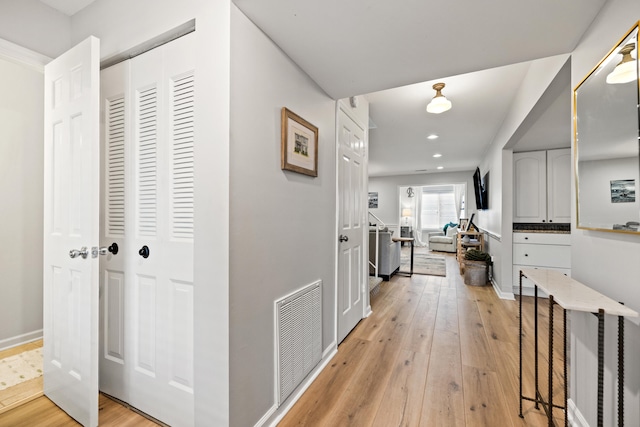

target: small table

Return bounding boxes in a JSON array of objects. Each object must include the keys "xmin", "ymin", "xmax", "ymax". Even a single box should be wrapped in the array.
[
  {"xmin": 457, "ymin": 231, "xmax": 485, "ymax": 274},
  {"xmin": 518, "ymin": 268, "xmax": 638, "ymax": 427},
  {"xmin": 392, "ymin": 237, "xmax": 414, "ymax": 276}
]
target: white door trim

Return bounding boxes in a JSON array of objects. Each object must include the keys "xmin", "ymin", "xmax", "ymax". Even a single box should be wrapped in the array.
[{"xmin": 334, "ymin": 98, "xmax": 370, "ymax": 346}]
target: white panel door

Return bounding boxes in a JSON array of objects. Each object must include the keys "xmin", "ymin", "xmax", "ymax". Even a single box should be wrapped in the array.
[
  {"xmin": 337, "ymin": 104, "xmax": 367, "ymax": 343},
  {"xmin": 129, "ymin": 34, "xmax": 195, "ymax": 425},
  {"xmin": 99, "ymin": 60, "xmax": 130, "ymax": 400},
  {"xmin": 96, "ymin": 33, "xmax": 195, "ymax": 426},
  {"xmin": 43, "ymin": 36, "xmax": 100, "ymax": 427}
]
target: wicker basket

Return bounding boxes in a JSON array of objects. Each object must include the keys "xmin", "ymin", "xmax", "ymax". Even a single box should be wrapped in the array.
[{"xmin": 464, "ymin": 260, "xmax": 488, "ymax": 286}]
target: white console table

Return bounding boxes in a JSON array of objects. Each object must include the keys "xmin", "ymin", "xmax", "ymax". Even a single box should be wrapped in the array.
[{"xmin": 518, "ymin": 268, "xmax": 638, "ymax": 427}]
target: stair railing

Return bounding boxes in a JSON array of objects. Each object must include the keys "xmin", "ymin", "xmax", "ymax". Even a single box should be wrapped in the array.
[{"xmin": 368, "ymin": 212, "xmax": 386, "ymax": 278}]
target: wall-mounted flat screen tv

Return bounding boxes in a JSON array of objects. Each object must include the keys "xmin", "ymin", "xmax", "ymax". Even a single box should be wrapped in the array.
[{"xmin": 473, "ymin": 167, "xmax": 489, "ymax": 210}]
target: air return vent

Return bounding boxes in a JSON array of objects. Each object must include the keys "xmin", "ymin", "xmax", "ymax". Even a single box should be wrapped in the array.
[{"xmin": 276, "ymin": 281, "xmax": 322, "ymax": 406}]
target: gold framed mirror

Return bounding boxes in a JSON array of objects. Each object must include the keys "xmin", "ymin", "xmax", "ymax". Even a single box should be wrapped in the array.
[{"xmin": 574, "ymin": 21, "xmax": 640, "ymax": 233}]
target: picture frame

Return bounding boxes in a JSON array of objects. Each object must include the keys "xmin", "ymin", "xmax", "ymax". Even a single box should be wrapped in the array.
[
  {"xmin": 459, "ymin": 218, "xmax": 468, "ymax": 231},
  {"xmin": 368, "ymin": 192, "xmax": 379, "ymax": 208},
  {"xmin": 610, "ymin": 179, "xmax": 635, "ymax": 203},
  {"xmin": 281, "ymin": 107, "xmax": 319, "ymax": 177}
]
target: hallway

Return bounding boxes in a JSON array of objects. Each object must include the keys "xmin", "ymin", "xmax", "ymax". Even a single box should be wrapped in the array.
[{"xmin": 279, "ymin": 254, "xmax": 565, "ymax": 426}]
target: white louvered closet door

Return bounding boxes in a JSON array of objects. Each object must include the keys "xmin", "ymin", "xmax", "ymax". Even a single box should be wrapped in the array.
[
  {"xmin": 98, "ymin": 32, "xmax": 195, "ymax": 427},
  {"xmin": 99, "ymin": 59, "xmax": 130, "ymax": 402}
]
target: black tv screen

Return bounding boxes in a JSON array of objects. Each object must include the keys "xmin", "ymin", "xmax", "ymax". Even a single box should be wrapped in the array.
[
  {"xmin": 481, "ymin": 171, "xmax": 489, "ymax": 210},
  {"xmin": 473, "ymin": 167, "xmax": 484, "ymax": 210}
]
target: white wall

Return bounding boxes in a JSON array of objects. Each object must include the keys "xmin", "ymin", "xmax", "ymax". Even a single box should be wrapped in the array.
[
  {"xmin": 0, "ymin": 0, "xmax": 70, "ymax": 58},
  {"xmin": 71, "ymin": 1, "xmax": 232, "ymax": 424},
  {"xmin": 578, "ymin": 157, "xmax": 640, "ymax": 228},
  {"xmin": 476, "ymin": 143, "xmax": 509, "ymax": 295},
  {"xmin": 476, "ymin": 54, "xmax": 570, "ymax": 298},
  {"xmin": 0, "ymin": 55, "xmax": 44, "ymax": 348},
  {"xmin": 368, "ymin": 171, "xmax": 476, "ymax": 231},
  {"xmin": 229, "ymin": 6, "xmax": 337, "ymax": 426},
  {"xmin": 570, "ymin": 2, "xmax": 640, "ymax": 426}
]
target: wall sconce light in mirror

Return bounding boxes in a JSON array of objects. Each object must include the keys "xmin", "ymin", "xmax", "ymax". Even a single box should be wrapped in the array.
[
  {"xmin": 574, "ymin": 21, "xmax": 640, "ymax": 233},
  {"xmin": 606, "ymin": 42, "xmax": 637, "ymax": 84}
]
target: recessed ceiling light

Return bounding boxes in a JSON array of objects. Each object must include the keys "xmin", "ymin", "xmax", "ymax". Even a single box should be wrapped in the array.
[
  {"xmin": 437, "ymin": 166, "xmax": 444, "ymax": 170},
  {"xmin": 433, "ymin": 153, "xmax": 442, "ymax": 158},
  {"xmin": 427, "ymin": 134, "xmax": 439, "ymax": 140}
]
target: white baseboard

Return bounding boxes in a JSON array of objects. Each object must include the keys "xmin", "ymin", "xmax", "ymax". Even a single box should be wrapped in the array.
[
  {"xmin": 364, "ymin": 305, "xmax": 373, "ymax": 318},
  {"xmin": 512, "ymin": 286, "xmax": 548, "ymax": 298},
  {"xmin": 0, "ymin": 329, "xmax": 43, "ymax": 352},
  {"xmin": 259, "ymin": 344, "xmax": 338, "ymax": 427},
  {"xmin": 567, "ymin": 398, "xmax": 589, "ymax": 427},
  {"xmin": 491, "ymin": 279, "xmax": 515, "ymax": 300},
  {"xmin": 253, "ymin": 404, "xmax": 277, "ymax": 427}
]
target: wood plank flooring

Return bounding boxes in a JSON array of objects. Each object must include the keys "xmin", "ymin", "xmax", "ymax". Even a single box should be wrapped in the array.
[
  {"xmin": 0, "ymin": 394, "xmax": 160, "ymax": 427},
  {"xmin": 279, "ymin": 253, "xmax": 566, "ymax": 426},
  {"xmin": 0, "ymin": 341, "xmax": 160, "ymax": 426},
  {"xmin": 1, "ymin": 254, "xmax": 566, "ymax": 426}
]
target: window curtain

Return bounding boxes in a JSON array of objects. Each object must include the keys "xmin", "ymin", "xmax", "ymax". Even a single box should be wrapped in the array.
[
  {"xmin": 413, "ymin": 187, "xmax": 427, "ymax": 246},
  {"xmin": 454, "ymin": 184, "xmax": 465, "ymax": 221}
]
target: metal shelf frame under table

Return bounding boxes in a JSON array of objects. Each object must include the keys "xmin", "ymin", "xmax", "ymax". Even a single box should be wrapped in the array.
[{"xmin": 518, "ymin": 268, "xmax": 638, "ymax": 427}]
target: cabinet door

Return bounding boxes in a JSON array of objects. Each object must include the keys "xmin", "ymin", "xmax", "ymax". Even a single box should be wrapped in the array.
[
  {"xmin": 513, "ymin": 151, "xmax": 547, "ymax": 223},
  {"xmin": 547, "ymin": 148, "xmax": 571, "ymax": 223}
]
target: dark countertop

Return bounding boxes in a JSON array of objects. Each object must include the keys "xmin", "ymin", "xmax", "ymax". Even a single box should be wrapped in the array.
[{"xmin": 513, "ymin": 223, "xmax": 571, "ymax": 234}]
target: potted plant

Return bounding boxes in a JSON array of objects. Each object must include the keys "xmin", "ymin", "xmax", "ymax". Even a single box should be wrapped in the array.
[{"xmin": 463, "ymin": 249, "xmax": 491, "ymax": 286}]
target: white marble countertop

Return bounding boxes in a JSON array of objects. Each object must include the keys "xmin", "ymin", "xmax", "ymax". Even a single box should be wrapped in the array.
[{"xmin": 520, "ymin": 268, "xmax": 639, "ymax": 317}]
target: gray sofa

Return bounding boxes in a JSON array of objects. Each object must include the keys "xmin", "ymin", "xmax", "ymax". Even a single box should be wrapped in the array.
[
  {"xmin": 428, "ymin": 227, "xmax": 458, "ymax": 253},
  {"xmin": 368, "ymin": 230, "xmax": 401, "ymax": 281}
]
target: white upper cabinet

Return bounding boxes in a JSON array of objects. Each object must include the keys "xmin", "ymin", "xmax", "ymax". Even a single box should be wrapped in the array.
[
  {"xmin": 514, "ymin": 151, "xmax": 547, "ymax": 222},
  {"xmin": 513, "ymin": 149, "xmax": 571, "ymax": 223},
  {"xmin": 546, "ymin": 149, "xmax": 571, "ymax": 223}
]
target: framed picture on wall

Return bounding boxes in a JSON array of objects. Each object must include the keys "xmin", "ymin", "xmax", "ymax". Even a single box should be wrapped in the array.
[
  {"xmin": 368, "ymin": 192, "xmax": 379, "ymax": 208},
  {"xmin": 281, "ymin": 107, "xmax": 319, "ymax": 177}
]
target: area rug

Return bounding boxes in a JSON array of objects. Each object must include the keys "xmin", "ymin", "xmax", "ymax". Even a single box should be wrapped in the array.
[
  {"xmin": 0, "ymin": 348, "xmax": 43, "ymax": 391},
  {"xmin": 401, "ymin": 253, "xmax": 447, "ymax": 276}
]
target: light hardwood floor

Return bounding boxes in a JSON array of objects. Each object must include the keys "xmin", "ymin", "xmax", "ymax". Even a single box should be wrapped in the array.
[
  {"xmin": 279, "ymin": 253, "xmax": 566, "ymax": 426},
  {"xmin": 0, "ymin": 341, "xmax": 160, "ymax": 426},
  {"xmin": 1, "ymin": 254, "xmax": 564, "ymax": 426}
]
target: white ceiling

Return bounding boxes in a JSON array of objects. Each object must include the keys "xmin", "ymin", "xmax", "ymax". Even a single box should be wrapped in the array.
[
  {"xmin": 41, "ymin": 0, "xmax": 608, "ymax": 177},
  {"xmin": 233, "ymin": 0, "xmax": 607, "ymax": 177},
  {"xmin": 39, "ymin": 0, "xmax": 96, "ymax": 16},
  {"xmin": 365, "ymin": 62, "xmax": 532, "ymax": 176}
]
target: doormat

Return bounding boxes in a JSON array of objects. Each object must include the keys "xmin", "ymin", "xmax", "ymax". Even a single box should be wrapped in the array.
[
  {"xmin": 0, "ymin": 348, "xmax": 43, "ymax": 391},
  {"xmin": 401, "ymin": 254, "xmax": 447, "ymax": 277}
]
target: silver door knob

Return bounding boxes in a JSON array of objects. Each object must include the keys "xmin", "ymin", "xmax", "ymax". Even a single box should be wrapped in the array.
[
  {"xmin": 91, "ymin": 242, "xmax": 119, "ymax": 258},
  {"xmin": 69, "ymin": 247, "xmax": 89, "ymax": 259},
  {"xmin": 91, "ymin": 246, "xmax": 108, "ymax": 258},
  {"xmin": 339, "ymin": 235, "xmax": 349, "ymax": 242}
]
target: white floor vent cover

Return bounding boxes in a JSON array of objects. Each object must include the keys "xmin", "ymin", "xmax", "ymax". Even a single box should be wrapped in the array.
[{"xmin": 276, "ymin": 280, "xmax": 322, "ymax": 406}]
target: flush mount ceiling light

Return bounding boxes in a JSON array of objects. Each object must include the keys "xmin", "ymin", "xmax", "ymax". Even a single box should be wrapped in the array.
[
  {"xmin": 606, "ymin": 43, "xmax": 637, "ymax": 84},
  {"xmin": 426, "ymin": 83, "xmax": 452, "ymax": 114},
  {"xmin": 433, "ymin": 153, "xmax": 442, "ymax": 158},
  {"xmin": 437, "ymin": 166, "xmax": 444, "ymax": 170},
  {"xmin": 427, "ymin": 134, "xmax": 439, "ymax": 140}
]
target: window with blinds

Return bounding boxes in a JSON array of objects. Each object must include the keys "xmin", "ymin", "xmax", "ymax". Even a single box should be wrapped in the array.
[{"xmin": 421, "ymin": 185, "xmax": 457, "ymax": 228}]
